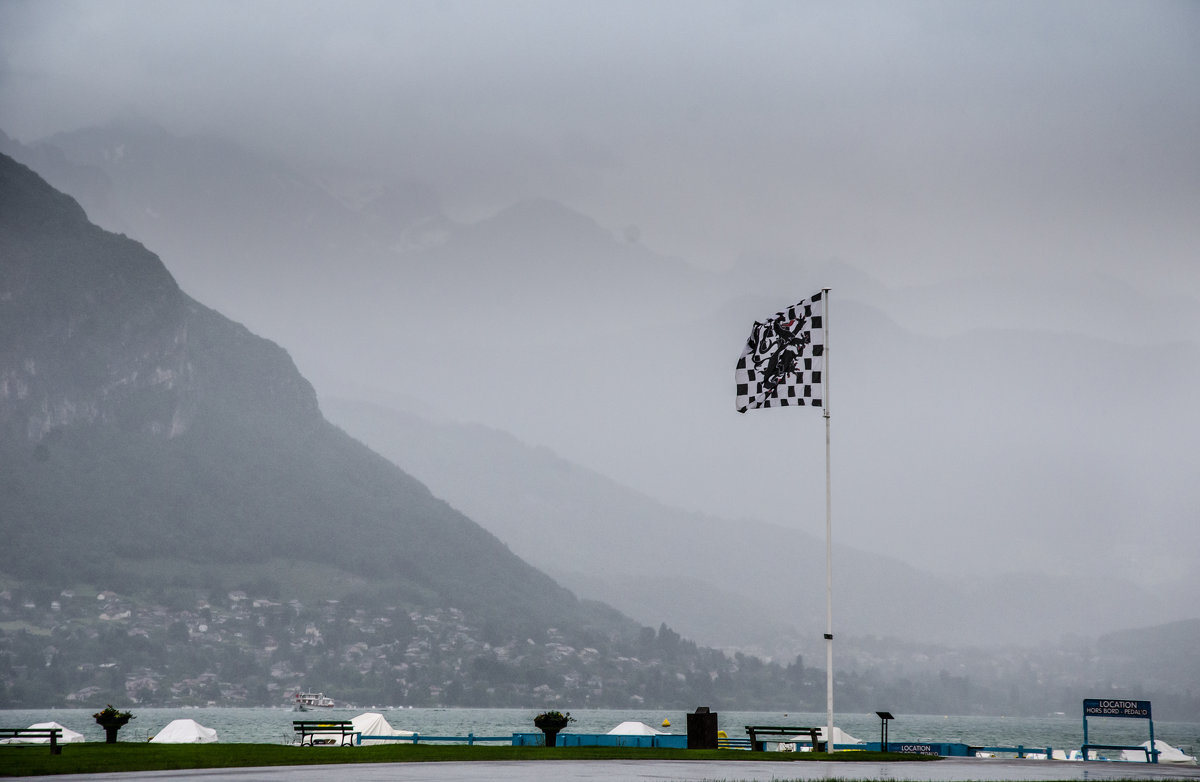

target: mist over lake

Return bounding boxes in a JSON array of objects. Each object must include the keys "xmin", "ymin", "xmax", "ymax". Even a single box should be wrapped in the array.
[{"xmin": 1, "ymin": 1, "xmax": 1197, "ymax": 720}]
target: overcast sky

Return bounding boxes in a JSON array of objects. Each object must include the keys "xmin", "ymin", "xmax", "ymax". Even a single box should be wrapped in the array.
[
  {"xmin": 2, "ymin": 1, "xmax": 1199, "ymax": 596},
  {"xmin": 3, "ymin": 0, "xmax": 1198, "ymax": 296}
]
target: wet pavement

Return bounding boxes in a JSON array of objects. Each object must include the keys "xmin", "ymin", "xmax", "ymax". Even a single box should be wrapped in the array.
[{"xmin": 12, "ymin": 759, "xmax": 1200, "ymax": 782}]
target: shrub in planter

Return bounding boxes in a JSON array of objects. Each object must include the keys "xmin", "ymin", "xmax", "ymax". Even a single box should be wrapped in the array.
[
  {"xmin": 533, "ymin": 711, "xmax": 574, "ymax": 747},
  {"xmin": 93, "ymin": 705, "xmax": 135, "ymax": 743}
]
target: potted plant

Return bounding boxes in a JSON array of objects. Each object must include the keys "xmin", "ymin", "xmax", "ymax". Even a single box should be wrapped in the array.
[
  {"xmin": 93, "ymin": 705, "xmax": 135, "ymax": 743},
  {"xmin": 533, "ymin": 710, "xmax": 574, "ymax": 747}
]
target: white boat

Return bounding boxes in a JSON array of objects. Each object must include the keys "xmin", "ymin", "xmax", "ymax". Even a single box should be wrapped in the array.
[
  {"xmin": 293, "ymin": 691, "xmax": 335, "ymax": 709},
  {"xmin": 1120, "ymin": 740, "xmax": 1198, "ymax": 765}
]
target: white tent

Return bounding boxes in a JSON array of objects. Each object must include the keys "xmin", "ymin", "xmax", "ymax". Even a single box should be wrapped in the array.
[
  {"xmin": 0, "ymin": 722, "xmax": 85, "ymax": 744},
  {"xmin": 350, "ymin": 712, "xmax": 414, "ymax": 746},
  {"xmin": 1120, "ymin": 740, "xmax": 1197, "ymax": 765},
  {"xmin": 607, "ymin": 721, "xmax": 664, "ymax": 735},
  {"xmin": 149, "ymin": 718, "xmax": 218, "ymax": 744}
]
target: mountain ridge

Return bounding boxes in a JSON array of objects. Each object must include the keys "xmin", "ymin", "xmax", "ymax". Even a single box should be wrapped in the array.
[
  {"xmin": 2, "ymin": 150, "xmax": 872, "ymax": 713},
  {"xmin": 3, "ymin": 150, "xmax": 1199, "ymax": 719},
  {"xmin": 321, "ymin": 395, "xmax": 1196, "ymax": 654},
  {"xmin": 6, "ymin": 120, "xmax": 1198, "ymax": 609},
  {"xmin": 0, "ymin": 151, "xmax": 575, "ymax": 622}
]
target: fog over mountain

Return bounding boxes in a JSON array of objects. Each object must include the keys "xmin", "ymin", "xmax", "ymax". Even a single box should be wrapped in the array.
[
  {"xmin": 2, "ymin": 0, "xmax": 1198, "ymax": 652},
  {"xmin": 320, "ymin": 396, "xmax": 1194, "ymax": 660}
]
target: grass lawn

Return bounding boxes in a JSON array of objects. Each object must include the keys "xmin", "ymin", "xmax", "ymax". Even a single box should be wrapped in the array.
[{"xmin": 0, "ymin": 744, "xmax": 936, "ymax": 776}]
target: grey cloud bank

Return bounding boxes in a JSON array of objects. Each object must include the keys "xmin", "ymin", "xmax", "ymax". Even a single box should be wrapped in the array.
[
  {"xmin": 3, "ymin": 0, "xmax": 1197, "ymax": 288},
  {"xmin": 1, "ymin": 0, "xmax": 1197, "ymax": 634}
]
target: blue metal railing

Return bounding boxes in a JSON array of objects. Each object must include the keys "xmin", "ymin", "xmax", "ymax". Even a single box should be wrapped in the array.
[
  {"xmin": 1081, "ymin": 742, "xmax": 1156, "ymax": 762},
  {"xmin": 357, "ymin": 733, "xmax": 511, "ymax": 745},
  {"xmin": 968, "ymin": 745, "xmax": 1053, "ymax": 758}
]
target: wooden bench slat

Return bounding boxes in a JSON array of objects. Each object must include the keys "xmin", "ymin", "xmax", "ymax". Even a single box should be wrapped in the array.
[
  {"xmin": 0, "ymin": 728, "xmax": 64, "ymax": 754},
  {"xmin": 293, "ymin": 721, "xmax": 354, "ymax": 726},
  {"xmin": 292, "ymin": 720, "xmax": 358, "ymax": 747},
  {"xmin": 744, "ymin": 725, "xmax": 823, "ymax": 752}
]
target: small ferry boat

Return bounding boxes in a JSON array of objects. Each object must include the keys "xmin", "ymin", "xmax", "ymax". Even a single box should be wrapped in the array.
[{"xmin": 292, "ymin": 691, "xmax": 335, "ymax": 710}]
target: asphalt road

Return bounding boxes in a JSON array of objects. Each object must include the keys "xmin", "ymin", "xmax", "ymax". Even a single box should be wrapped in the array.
[{"xmin": 12, "ymin": 758, "xmax": 1200, "ymax": 782}]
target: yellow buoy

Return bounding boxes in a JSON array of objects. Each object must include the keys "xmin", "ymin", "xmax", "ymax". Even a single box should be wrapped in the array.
[{"xmin": 661, "ymin": 718, "xmax": 671, "ymax": 727}]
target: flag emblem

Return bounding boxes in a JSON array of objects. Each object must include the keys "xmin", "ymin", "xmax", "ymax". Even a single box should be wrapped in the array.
[{"xmin": 735, "ymin": 292, "xmax": 824, "ymax": 413}]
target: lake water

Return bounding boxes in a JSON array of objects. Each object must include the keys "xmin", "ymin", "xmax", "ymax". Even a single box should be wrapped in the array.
[{"xmin": 2, "ymin": 707, "xmax": 1198, "ymax": 756}]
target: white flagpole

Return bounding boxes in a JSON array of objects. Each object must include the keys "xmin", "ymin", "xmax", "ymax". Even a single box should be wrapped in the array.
[{"xmin": 822, "ymin": 286, "xmax": 834, "ymax": 751}]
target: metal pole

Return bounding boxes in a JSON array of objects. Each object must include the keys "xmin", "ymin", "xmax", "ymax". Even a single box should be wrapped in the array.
[{"xmin": 822, "ymin": 287, "xmax": 834, "ymax": 751}]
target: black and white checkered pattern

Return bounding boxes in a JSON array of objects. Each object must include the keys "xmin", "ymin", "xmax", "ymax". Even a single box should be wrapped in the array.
[{"xmin": 735, "ymin": 292, "xmax": 825, "ymax": 413}]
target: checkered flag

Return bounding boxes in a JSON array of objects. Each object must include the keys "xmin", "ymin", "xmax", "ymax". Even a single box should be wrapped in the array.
[{"xmin": 735, "ymin": 292, "xmax": 825, "ymax": 413}]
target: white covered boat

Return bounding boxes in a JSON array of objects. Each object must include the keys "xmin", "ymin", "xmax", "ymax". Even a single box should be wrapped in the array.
[
  {"xmin": 0, "ymin": 722, "xmax": 85, "ymax": 744},
  {"xmin": 1120, "ymin": 740, "xmax": 1197, "ymax": 765},
  {"xmin": 350, "ymin": 712, "xmax": 414, "ymax": 745},
  {"xmin": 149, "ymin": 718, "xmax": 218, "ymax": 744},
  {"xmin": 607, "ymin": 721, "xmax": 664, "ymax": 735}
]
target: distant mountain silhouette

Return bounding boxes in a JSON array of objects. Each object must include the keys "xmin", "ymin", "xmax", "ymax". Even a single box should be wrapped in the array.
[
  {"xmin": 322, "ymin": 396, "xmax": 1193, "ymax": 654},
  {"xmin": 7, "ymin": 152, "xmax": 925, "ymax": 713},
  {"xmin": 0, "ymin": 151, "xmax": 590, "ymax": 630},
  {"xmin": 3, "ymin": 149, "xmax": 1198, "ymax": 719},
  {"xmin": 1096, "ymin": 619, "xmax": 1200, "ymax": 692},
  {"xmin": 6, "ymin": 122, "xmax": 1198, "ymax": 647}
]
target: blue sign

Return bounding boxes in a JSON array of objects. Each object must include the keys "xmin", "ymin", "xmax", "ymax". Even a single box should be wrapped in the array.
[
  {"xmin": 895, "ymin": 743, "xmax": 938, "ymax": 755},
  {"xmin": 1084, "ymin": 699, "xmax": 1152, "ymax": 719}
]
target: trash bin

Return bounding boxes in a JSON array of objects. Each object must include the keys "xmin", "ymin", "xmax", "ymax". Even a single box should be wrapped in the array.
[{"xmin": 687, "ymin": 706, "xmax": 718, "ymax": 749}]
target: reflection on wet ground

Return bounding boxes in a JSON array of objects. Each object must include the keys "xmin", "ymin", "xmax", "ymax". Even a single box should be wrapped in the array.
[{"xmin": 16, "ymin": 758, "xmax": 1200, "ymax": 782}]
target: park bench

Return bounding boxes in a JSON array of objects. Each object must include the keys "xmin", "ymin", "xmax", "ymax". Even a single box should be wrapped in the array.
[
  {"xmin": 0, "ymin": 727, "xmax": 64, "ymax": 754},
  {"xmin": 745, "ymin": 725, "xmax": 823, "ymax": 752},
  {"xmin": 293, "ymin": 720, "xmax": 358, "ymax": 747}
]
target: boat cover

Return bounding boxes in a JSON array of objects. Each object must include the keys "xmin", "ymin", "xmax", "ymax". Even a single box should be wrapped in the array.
[
  {"xmin": 0, "ymin": 721, "xmax": 85, "ymax": 744},
  {"xmin": 786, "ymin": 726, "xmax": 864, "ymax": 745},
  {"xmin": 351, "ymin": 712, "xmax": 414, "ymax": 745},
  {"xmin": 1121, "ymin": 740, "xmax": 1197, "ymax": 764},
  {"xmin": 149, "ymin": 718, "xmax": 218, "ymax": 743},
  {"xmin": 607, "ymin": 721, "xmax": 664, "ymax": 735}
]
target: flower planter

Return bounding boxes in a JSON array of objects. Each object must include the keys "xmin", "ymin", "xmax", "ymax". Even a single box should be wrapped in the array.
[
  {"xmin": 96, "ymin": 717, "xmax": 130, "ymax": 743},
  {"xmin": 93, "ymin": 707, "xmax": 135, "ymax": 744},
  {"xmin": 533, "ymin": 711, "xmax": 572, "ymax": 748}
]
